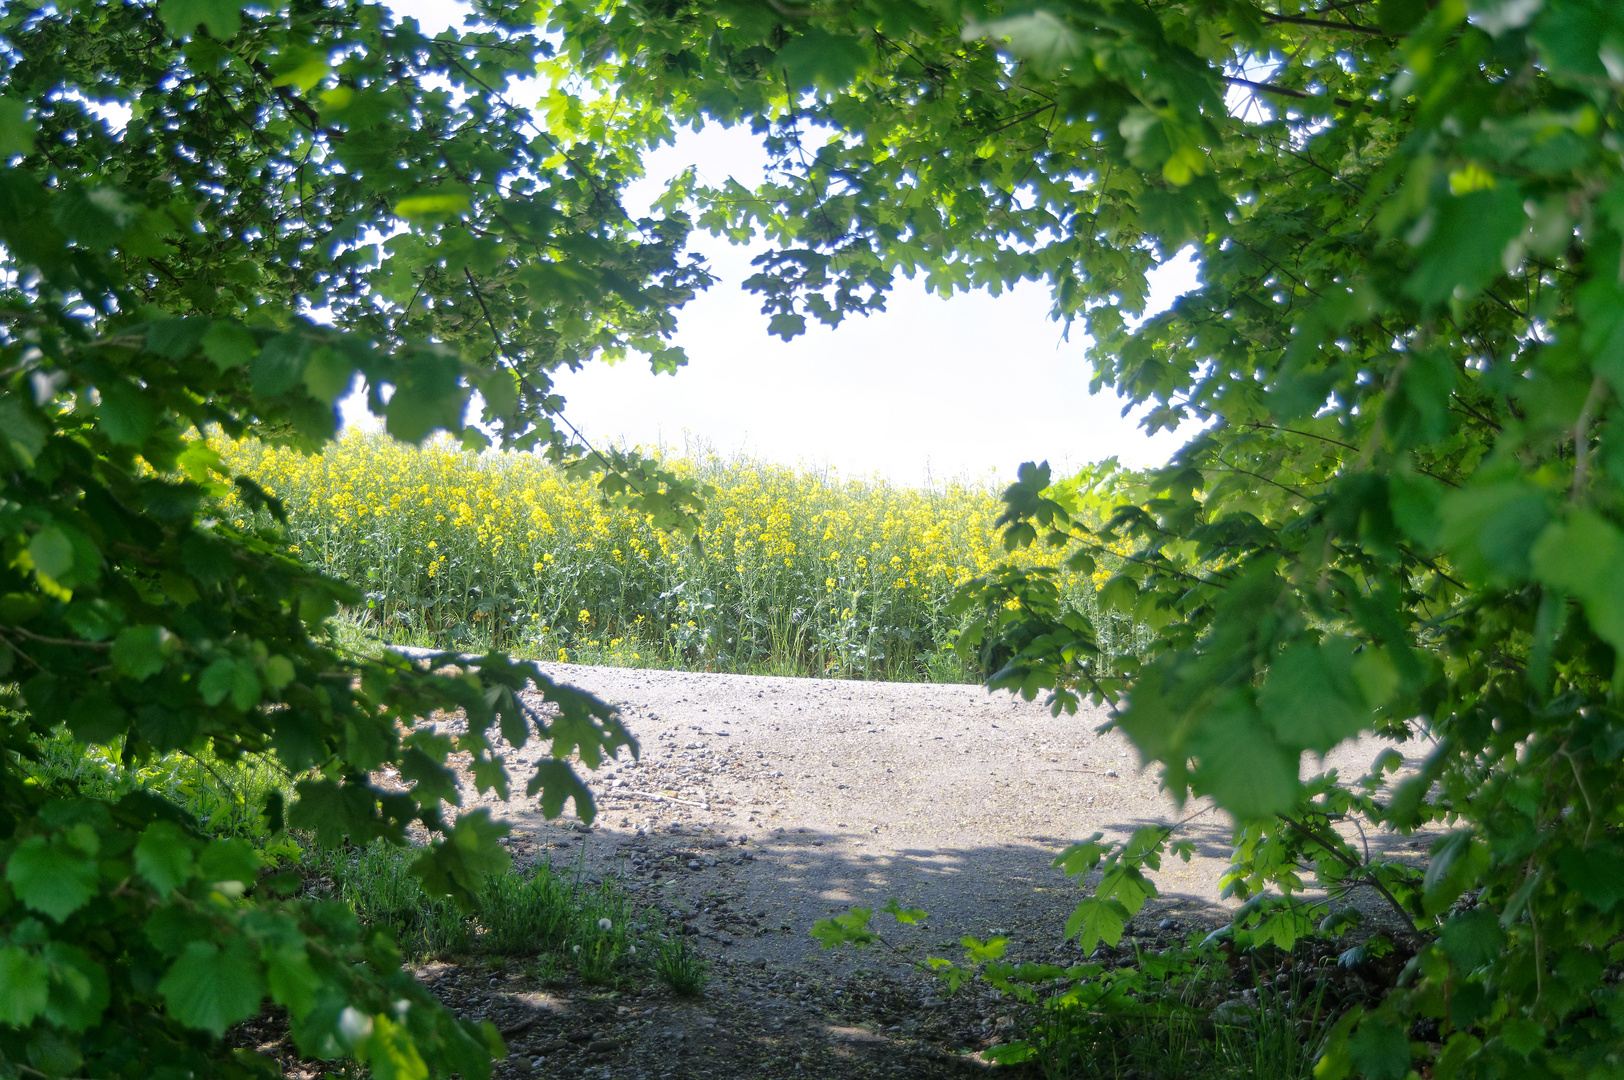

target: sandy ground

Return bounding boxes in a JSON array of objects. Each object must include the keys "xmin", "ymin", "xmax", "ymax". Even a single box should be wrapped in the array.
[{"xmin": 447, "ymin": 662, "xmax": 1428, "ymax": 976}]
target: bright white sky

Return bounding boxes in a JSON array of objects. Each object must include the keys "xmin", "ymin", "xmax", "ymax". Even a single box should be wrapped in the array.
[{"xmin": 373, "ymin": 0, "xmax": 1203, "ymax": 486}]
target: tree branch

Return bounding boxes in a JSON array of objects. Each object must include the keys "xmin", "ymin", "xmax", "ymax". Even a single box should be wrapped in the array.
[{"xmin": 1224, "ymin": 76, "xmax": 1366, "ymax": 111}]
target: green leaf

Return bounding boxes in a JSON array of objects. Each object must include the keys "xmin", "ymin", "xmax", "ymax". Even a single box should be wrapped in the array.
[
  {"xmin": 264, "ymin": 655, "xmax": 295, "ymax": 691},
  {"xmin": 199, "ymin": 658, "xmax": 237, "ymax": 706},
  {"xmin": 525, "ymin": 758, "xmax": 596, "ymax": 823},
  {"xmin": 776, "ymin": 27, "xmax": 868, "ymax": 90},
  {"xmin": 1097, "ymin": 864, "xmax": 1156, "ymax": 917},
  {"xmin": 1423, "ymin": 832, "xmax": 1490, "ymax": 917},
  {"xmin": 766, "ymin": 313, "xmax": 805, "ymax": 340},
  {"xmin": 28, "ymin": 526, "xmax": 75, "ymax": 581},
  {"xmin": 1500, "ymin": 1016, "xmax": 1544, "ymax": 1056},
  {"xmin": 1098, "ymin": 575, "xmax": 1139, "ymax": 614},
  {"xmin": 1376, "ymin": 0, "xmax": 1427, "ymax": 35},
  {"xmin": 1530, "ymin": 511, "xmax": 1624, "ymax": 652},
  {"xmin": 0, "ymin": 395, "xmax": 46, "ymax": 468},
  {"xmin": 98, "ymin": 379, "xmax": 159, "ymax": 446},
  {"xmin": 264, "ymin": 943, "xmax": 320, "ymax": 1020},
  {"xmin": 1438, "ymin": 481, "xmax": 1550, "ymax": 585},
  {"xmin": 1553, "ymin": 844, "xmax": 1624, "ymax": 913},
  {"xmin": 251, "ymin": 332, "xmax": 312, "ymax": 397},
  {"xmin": 0, "ymin": 946, "xmax": 49, "ymax": 1026},
  {"xmin": 201, "ymin": 320, "xmax": 258, "ymax": 370},
  {"xmin": 359, "ymin": 1012, "xmax": 431, "ymax": 1080},
  {"xmin": 880, "ymin": 898, "xmax": 927, "ymax": 925},
  {"xmin": 1348, "ymin": 1018, "xmax": 1411, "ymax": 1080},
  {"xmin": 810, "ymin": 908, "xmax": 878, "ymax": 949},
  {"xmin": 112, "ymin": 625, "xmax": 171, "ymax": 681},
  {"xmin": 385, "ymin": 380, "xmax": 468, "ymax": 444},
  {"xmin": 66, "ymin": 685, "xmax": 128, "ymax": 744},
  {"xmin": 42, "ymin": 942, "xmax": 110, "ymax": 1031},
  {"xmin": 966, "ymin": 10, "xmax": 1082, "ymax": 74},
  {"xmin": 1258, "ymin": 638, "xmax": 1372, "ymax": 754},
  {"xmin": 302, "ymin": 346, "xmax": 355, "ymax": 405},
  {"xmin": 1404, "ymin": 185, "xmax": 1526, "ymax": 304},
  {"xmin": 394, "ymin": 193, "xmax": 471, "ymax": 221},
  {"xmin": 134, "ymin": 821, "xmax": 197, "ymax": 895},
  {"xmin": 1439, "ymin": 907, "xmax": 1505, "ymax": 971},
  {"xmin": 5, "ymin": 837, "xmax": 98, "ymax": 922},
  {"xmin": 410, "ymin": 810, "xmax": 511, "ymax": 912},
  {"xmin": 1187, "ymin": 700, "xmax": 1300, "ymax": 820},
  {"xmin": 198, "ymin": 838, "xmax": 258, "ymax": 888},
  {"xmin": 158, "ymin": 939, "xmax": 266, "ymax": 1036},
  {"xmin": 269, "ymin": 47, "xmax": 330, "ymax": 93},
  {"xmin": 144, "ymin": 317, "xmax": 210, "ymax": 360},
  {"xmin": 0, "ymin": 97, "xmax": 37, "ymax": 158},
  {"xmin": 1063, "ymin": 896, "xmax": 1129, "ymax": 954},
  {"xmin": 1052, "ymin": 833, "xmax": 1109, "ymax": 878},
  {"xmin": 158, "ymin": 0, "xmax": 242, "ymax": 38},
  {"xmin": 228, "ymin": 660, "xmax": 261, "ymax": 710}
]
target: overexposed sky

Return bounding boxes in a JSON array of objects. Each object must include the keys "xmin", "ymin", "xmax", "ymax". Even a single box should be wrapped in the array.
[{"xmin": 375, "ymin": 0, "xmax": 1202, "ymax": 485}]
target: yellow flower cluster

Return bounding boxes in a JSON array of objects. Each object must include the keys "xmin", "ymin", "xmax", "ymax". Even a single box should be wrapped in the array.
[{"xmin": 213, "ymin": 433, "xmax": 1120, "ymax": 678}]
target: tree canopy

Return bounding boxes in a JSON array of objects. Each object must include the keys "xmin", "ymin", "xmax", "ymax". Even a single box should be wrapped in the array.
[{"xmin": 4, "ymin": 0, "xmax": 1624, "ymax": 1077}]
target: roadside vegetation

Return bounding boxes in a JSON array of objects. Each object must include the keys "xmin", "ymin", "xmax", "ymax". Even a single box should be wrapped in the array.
[{"xmin": 19, "ymin": 727, "xmax": 685, "ymax": 993}]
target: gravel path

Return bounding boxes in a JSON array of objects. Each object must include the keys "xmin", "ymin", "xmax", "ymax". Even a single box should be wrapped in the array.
[
  {"xmin": 455, "ymin": 663, "xmax": 1425, "ymax": 975},
  {"xmin": 393, "ymin": 661, "xmax": 1431, "ymax": 1079}
]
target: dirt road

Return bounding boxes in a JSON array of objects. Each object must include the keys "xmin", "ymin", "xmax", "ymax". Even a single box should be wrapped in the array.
[
  {"xmin": 390, "ymin": 659, "xmax": 1432, "ymax": 1079},
  {"xmin": 458, "ymin": 663, "xmax": 1424, "ymax": 977}
]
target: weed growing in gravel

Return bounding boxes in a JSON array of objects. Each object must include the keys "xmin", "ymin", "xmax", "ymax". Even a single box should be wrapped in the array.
[
  {"xmin": 316, "ymin": 841, "xmax": 652, "ymax": 983},
  {"xmin": 817, "ymin": 898, "xmax": 1361, "ymax": 1080},
  {"xmin": 480, "ymin": 861, "xmax": 576, "ymax": 956},
  {"xmin": 654, "ymin": 925, "xmax": 709, "ymax": 997},
  {"xmin": 1214, "ymin": 974, "xmax": 1333, "ymax": 1080},
  {"xmin": 322, "ymin": 841, "xmax": 475, "ymax": 957}
]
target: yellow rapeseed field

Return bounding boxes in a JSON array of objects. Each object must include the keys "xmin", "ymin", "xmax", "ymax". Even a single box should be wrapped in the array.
[{"xmin": 214, "ymin": 432, "xmax": 1118, "ymax": 679}]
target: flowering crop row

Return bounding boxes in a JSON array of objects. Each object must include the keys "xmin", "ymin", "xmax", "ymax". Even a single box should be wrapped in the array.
[{"xmin": 214, "ymin": 433, "xmax": 1124, "ymax": 680}]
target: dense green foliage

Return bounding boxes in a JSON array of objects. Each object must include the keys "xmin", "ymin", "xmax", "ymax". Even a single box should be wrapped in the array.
[
  {"xmin": 0, "ymin": 1, "xmax": 689, "ymax": 1076},
  {"xmin": 7, "ymin": 0, "xmax": 1624, "ymax": 1077},
  {"xmin": 544, "ymin": 1, "xmax": 1624, "ymax": 1076}
]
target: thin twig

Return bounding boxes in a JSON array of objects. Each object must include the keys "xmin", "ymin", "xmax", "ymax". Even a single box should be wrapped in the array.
[
  {"xmin": 1223, "ymin": 76, "xmax": 1365, "ymax": 111},
  {"xmin": 1570, "ymin": 374, "xmax": 1607, "ymax": 499},
  {"xmin": 1258, "ymin": 12, "xmax": 1388, "ymax": 35}
]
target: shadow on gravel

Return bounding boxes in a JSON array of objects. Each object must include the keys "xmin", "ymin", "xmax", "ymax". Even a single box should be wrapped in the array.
[{"xmin": 472, "ymin": 825, "xmax": 1250, "ymax": 1080}]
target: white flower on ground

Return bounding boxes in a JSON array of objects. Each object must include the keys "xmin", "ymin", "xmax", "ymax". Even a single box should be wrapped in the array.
[
  {"xmin": 627, "ymin": 944, "xmax": 637, "ymax": 955},
  {"xmin": 598, "ymin": 918, "xmax": 613, "ymax": 931},
  {"xmin": 572, "ymin": 944, "xmax": 581, "ymax": 954}
]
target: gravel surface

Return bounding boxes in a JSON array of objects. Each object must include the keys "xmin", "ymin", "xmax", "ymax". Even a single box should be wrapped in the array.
[
  {"xmin": 467, "ymin": 664, "xmax": 1426, "ymax": 967},
  {"xmin": 376, "ymin": 659, "xmax": 1432, "ymax": 1079}
]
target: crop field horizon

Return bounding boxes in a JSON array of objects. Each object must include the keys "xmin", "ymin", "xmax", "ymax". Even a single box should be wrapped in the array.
[{"xmin": 214, "ymin": 432, "xmax": 1136, "ymax": 681}]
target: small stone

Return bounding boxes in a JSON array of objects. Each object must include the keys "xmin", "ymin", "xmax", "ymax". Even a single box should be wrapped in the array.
[
  {"xmin": 1105, "ymin": 769, "xmax": 1118, "ymax": 778},
  {"xmin": 1158, "ymin": 918, "xmax": 1176, "ymax": 931},
  {"xmin": 687, "ymin": 860, "xmax": 702, "ymax": 870}
]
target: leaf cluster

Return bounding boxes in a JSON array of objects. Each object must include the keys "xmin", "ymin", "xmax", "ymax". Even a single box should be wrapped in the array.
[{"xmin": 543, "ymin": 0, "xmax": 1624, "ymax": 1075}]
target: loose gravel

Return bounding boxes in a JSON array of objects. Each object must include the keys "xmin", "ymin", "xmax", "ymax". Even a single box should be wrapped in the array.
[{"xmin": 387, "ymin": 661, "xmax": 1432, "ymax": 1080}]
